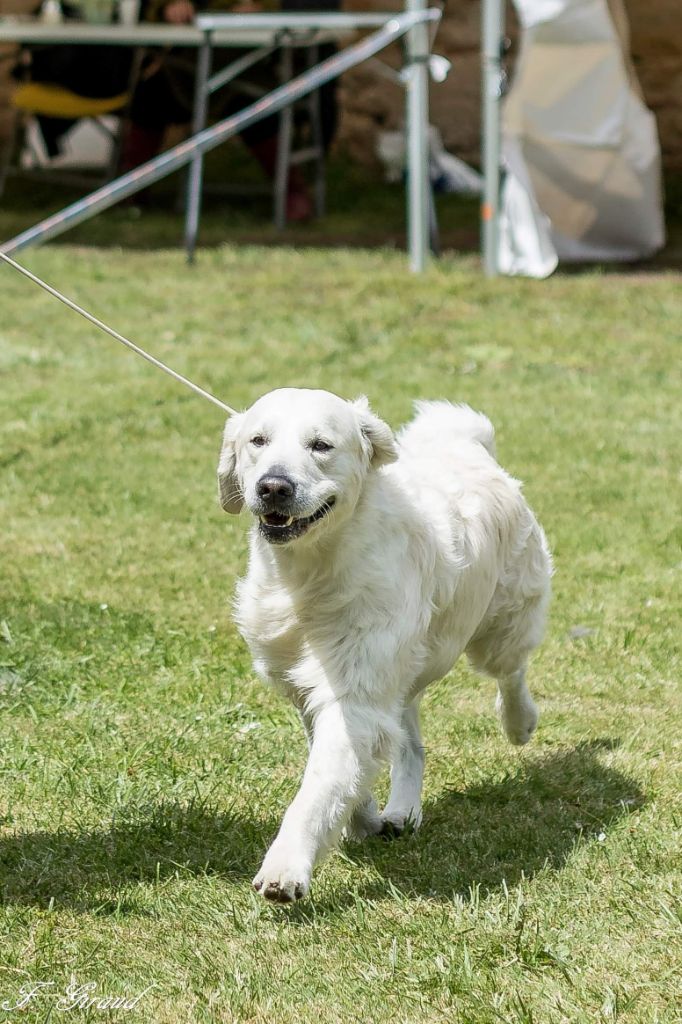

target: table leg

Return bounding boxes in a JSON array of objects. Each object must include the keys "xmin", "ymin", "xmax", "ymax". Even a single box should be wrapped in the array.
[
  {"xmin": 275, "ymin": 42, "xmax": 293, "ymax": 229},
  {"xmin": 185, "ymin": 34, "xmax": 212, "ymax": 264},
  {"xmin": 307, "ymin": 43, "xmax": 325, "ymax": 218},
  {"xmin": 481, "ymin": 0, "xmax": 503, "ymax": 277},
  {"xmin": 405, "ymin": 0, "xmax": 430, "ymax": 273}
]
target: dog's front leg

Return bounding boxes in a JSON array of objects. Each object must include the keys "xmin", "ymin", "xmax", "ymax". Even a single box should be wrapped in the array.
[
  {"xmin": 381, "ymin": 699, "xmax": 425, "ymax": 835},
  {"xmin": 253, "ymin": 700, "xmax": 383, "ymax": 902}
]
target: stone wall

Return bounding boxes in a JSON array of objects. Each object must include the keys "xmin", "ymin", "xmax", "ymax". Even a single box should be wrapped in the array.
[
  {"xmin": 626, "ymin": 0, "xmax": 682, "ymax": 170},
  {"xmin": 1, "ymin": 0, "xmax": 680, "ymax": 170},
  {"xmin": 337, "ymin": 0, "xmax": 682, "ymax": 172}
]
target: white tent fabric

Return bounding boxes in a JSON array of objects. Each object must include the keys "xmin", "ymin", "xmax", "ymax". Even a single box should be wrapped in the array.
[
  {"xmin": 499, "ymin": 0, "xmax": 665, "ymax": 277},
  {"xmin": 499, "ymin": 136, "xmax": 558, "ymax": 277}
]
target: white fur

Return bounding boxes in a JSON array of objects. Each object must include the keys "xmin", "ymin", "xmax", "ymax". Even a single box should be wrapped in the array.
[{"xmin": 218, "ymin": 388, "xmax": 552, "ymax": 902}]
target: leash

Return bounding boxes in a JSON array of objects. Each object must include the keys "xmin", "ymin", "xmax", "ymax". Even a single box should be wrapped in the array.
[{"xmin": 0, "ymin": 251, "xmax": 237, "ymax": 416}]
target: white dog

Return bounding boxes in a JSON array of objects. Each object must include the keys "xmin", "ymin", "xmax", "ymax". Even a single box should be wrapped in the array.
[{"xmin": 218, "ymin": 388, "xmax": 552, "ymax": 902}]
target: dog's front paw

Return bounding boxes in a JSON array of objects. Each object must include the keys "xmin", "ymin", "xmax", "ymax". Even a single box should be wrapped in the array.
[
  {"xmin": 378, "ymin": 808, "xmax": 422, "ymax": 839},
  {"xmin": 253, "ymin": 846, "xmax": 311, "ymax": 903}
]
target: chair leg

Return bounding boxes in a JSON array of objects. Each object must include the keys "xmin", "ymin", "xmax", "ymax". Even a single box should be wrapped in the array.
[
  {"xmin": 89, "ymin": 114, "xmax": 122, "ymax": 183},
  {"xmin": 105, "ymin": 116, "xmax": 125, "ymax": 182}
]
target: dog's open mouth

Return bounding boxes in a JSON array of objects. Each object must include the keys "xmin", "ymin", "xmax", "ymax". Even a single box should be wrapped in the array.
[{"xmin": 259, "ymin": 498, "xmax": 335, "ymax": 543}]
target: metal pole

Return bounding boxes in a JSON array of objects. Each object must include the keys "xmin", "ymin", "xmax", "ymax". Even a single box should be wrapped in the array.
[
  {"xmin": 206, "ymin": 42, "xmax": 277, "ymax": 95},
  {"xmin": 481, "ymin": 0, "xmax": 503, "ymax": 277},
  {"xmin": 184, "ymin": 32, "xmax": 212, "ymax": 263},
  {"xmin": 405, "ymin": 0, "xmax": 430, "ymax": 273}
]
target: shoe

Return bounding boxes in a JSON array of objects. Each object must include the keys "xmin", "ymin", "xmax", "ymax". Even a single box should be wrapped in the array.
[
  {"xmin": 248, "ymin": 134, "xmax": 314, "ymax": 224},
  {"xmin": 286, "ymin": 186, "xmax": 313, "ymax": 223}
]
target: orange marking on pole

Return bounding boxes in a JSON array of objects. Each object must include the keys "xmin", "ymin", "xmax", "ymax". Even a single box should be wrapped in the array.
[{"xmin": 481, "ymin": 202, "xmax": 493, "ymax": 222}]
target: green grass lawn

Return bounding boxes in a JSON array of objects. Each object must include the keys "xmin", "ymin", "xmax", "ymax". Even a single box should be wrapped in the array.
[
  {"xmin": 1, "ymin": 153, "xmax": 680, "ymax": 265},
  {"xmin": 1, "ymin": 243, "xmax": 681, "ymax": 1023},
  {"xmin": 0, "ymin": 152, "xmax": 480, "ymax": 255}
]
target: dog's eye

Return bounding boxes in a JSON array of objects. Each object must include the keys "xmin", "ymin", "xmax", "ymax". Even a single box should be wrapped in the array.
[
  {"xmin": 250, "ymin": 435, "xmax": 268, "ymax": 448},
  {"xmin": 311, "ymin": 439, "xmax": 334, "ymax": 454}
]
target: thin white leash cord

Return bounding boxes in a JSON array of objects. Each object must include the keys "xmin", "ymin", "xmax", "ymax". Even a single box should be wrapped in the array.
[{"xmin": 0, "ymin": 251, "xmax": 237, "ymax": 416}]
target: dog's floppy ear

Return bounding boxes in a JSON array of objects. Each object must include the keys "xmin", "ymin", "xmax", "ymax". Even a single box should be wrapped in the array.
[
  {"xmin": 353, "ymin": 396, "xmax": 398, "ymax": 468},
  {"xmin": 217, "ymin": 412, "xmax": 245, "ymax": 514}
]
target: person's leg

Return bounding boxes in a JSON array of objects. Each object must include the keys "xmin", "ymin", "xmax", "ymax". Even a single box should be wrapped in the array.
[
  {"xmin": 121, "ymin": 54, "xmax": 192, "ymax": 172},
  {"xmin": 239, "ymin": 111, "xmax": 313, "ymax": 224},
  {"xmin": 119, "ymin": 122, "xmax": 165, "ymax": 172},
  {"xmin": 223, "ymin": 49, "xmax": 313, "ymax": 224}
]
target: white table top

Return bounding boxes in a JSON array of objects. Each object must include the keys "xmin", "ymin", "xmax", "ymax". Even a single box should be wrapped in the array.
[
  {"xmin": 0, "ymin": 16, "xmax": 359, "ymax": 47},
  {"xmin": 196, "ymin": 12, "xmax": 402, "ymax": 30}
]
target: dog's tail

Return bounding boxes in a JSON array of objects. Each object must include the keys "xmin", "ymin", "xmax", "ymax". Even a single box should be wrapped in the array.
[{"xmin": 408, "ymin": 401, "xmax": 497, "ymax": 458}]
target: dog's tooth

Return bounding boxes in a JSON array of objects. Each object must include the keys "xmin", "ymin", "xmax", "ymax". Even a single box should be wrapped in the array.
[{"xmin": 285, "ymin": 517, "xmax": 294, "ymax": 527}]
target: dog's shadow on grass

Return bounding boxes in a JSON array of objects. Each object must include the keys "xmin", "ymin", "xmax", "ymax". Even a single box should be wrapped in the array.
[
  {"xmin": 0, "ymin": 739, "xmax": 642, "ymax": 914},
  {"xmin": 0, "ymin": 797, "xmax": 276, "ymax": 914},
  {"xmin": 340, "ymin": 738, "xmax": 644, "ymax": 906}
]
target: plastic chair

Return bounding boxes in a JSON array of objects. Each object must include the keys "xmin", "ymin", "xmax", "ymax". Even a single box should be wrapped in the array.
[{"xmin": 0, "ymin": 82, "xmax": 130, "ymax": 197}]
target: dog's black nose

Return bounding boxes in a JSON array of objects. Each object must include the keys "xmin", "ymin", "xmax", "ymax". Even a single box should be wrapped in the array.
[{"xmin": 257, "ymin": 475, "xmax": 296, "ymax": 504}]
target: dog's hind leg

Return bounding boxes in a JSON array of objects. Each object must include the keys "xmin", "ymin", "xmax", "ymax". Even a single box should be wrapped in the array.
[
  {"xmin": 495, "ymin": 664, "xmax": 538, "ymax": 746},
  {"xmin": 466, "ymin": 609, "xmax": 543, "ymax": 747},
  {"xmin": 380, "ymin": 699, "xmax": 425, "ymax": 836},
  {"xmin": 467, "ymin": 637, "xmax": 540, "ymax": 746},
  {"xmin": 466, "ymin": 554, "xmax": 549, "ymax": 747}
]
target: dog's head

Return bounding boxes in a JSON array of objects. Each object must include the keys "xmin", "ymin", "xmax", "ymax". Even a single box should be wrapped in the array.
[{"xmin": 217, "ymin": 388, "xmax": 397, "ymax": 545}]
